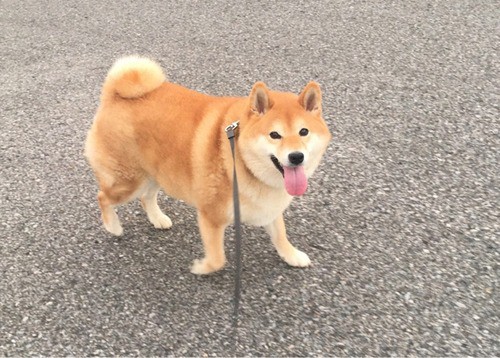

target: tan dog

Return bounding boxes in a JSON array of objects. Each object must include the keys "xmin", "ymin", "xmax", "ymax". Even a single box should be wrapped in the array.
[{"xmin": 85, "ymin": 56, "xmax": 331, "ymax": 274}]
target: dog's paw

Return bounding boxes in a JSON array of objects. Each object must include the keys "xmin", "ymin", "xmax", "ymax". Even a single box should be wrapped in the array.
[
  {"xmin": 190, "ymin": 258, "xmax": 225, "ymax": 275},
  {"xmin": 151, "ymin": 214, "xmax": 173, "ymax": 230},
  {"xmin": 104, "ymin": 221, "xmax": 123, "ymax": 236},
  {"xmin": 282, "ymin": 249, "xmax": 311, "ymax": 268}
]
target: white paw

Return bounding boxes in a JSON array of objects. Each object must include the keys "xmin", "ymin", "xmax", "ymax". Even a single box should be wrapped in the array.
[
  {"xmin": 282, "ymin": 249, "xmax": 311, "ymax": 267},
  {"xmin": 190, "ymin": 258, "xmax": 225, "ymax": 275},
  {"xmin": 150, "ymin": 214, "xmax": 173, "ymax": 229},
  {"xmin": 104, "ymin": 220, "xmax": 123, "ymax": 236}
]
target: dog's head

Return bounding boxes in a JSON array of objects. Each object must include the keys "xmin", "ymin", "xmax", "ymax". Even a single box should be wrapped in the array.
[{"xmin": 238, "ymin": 82, "xmax": 331, "ymax": 196}]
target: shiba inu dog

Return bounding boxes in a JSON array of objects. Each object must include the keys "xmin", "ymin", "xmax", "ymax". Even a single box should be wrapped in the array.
[{"xmin": 85, "ymin": 56, "xmax": 331, "ymax": 274}]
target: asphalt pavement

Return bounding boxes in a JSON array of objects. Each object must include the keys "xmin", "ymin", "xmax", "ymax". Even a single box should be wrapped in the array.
[{"xmin": 1, "ymin": 0, "xmax": 498, "ymax": 356}]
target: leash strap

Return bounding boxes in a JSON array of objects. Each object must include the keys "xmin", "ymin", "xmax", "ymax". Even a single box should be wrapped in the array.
[{"xmin": 225, "ymin": 121, "xmax": 242, "ymax": 327}]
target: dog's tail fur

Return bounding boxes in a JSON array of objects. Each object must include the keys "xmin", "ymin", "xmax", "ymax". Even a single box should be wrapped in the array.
[{"xmin": 101, "ymin": 56, "xmax": 166, "ymax": 99}]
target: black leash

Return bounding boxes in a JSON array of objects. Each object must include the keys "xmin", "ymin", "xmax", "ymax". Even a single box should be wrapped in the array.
[{"xmin": 225, "ymin": 121, "xmax": 243, "ymax": 328}]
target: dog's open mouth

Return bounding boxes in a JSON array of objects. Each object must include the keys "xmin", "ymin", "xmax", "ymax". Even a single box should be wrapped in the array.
[
  {"xmin": 270, "ymin": 155, "xmax": 308, "ymax": 196},
  {"xmin": 270, "ymin": 155, "xmax": 284, "ymax": 176}
]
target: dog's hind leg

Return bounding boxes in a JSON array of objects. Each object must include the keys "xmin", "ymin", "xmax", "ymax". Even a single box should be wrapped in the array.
[
  {"xmin": 140, "ymin": 182, "xmax": 172, "ymax": 229},
  {"xmin": 97, "ymin": 175, "xmax": 145, "ymax": 236},
  {"xmin": 98, "ymin": 190, "xmax": 124, "ymax": 236}
]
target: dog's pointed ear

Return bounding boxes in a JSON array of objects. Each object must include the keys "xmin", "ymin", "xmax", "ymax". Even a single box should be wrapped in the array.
[
  {"xmin": 298, "ymin": 82, "xmax": 322, "ymax": 113},
  {"xmin": 249, "ymin": 82, "xmax": 271, "ymax": 115}
]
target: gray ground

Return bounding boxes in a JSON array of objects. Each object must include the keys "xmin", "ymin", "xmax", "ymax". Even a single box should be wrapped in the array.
[{"xmin": 1, "ymin": 0, "xmax": 498, "ymax": 356}]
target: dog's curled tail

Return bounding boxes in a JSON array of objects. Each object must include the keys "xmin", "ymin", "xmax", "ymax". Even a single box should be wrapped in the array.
[{"xmin": 102, "ymin": 56, "xmax": 166, "ymax": 99}]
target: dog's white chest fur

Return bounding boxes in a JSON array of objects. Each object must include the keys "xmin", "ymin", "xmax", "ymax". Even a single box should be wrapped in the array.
[{"xmin": 235, "ymin": 187, "xmax": 293, "ymax": 227}]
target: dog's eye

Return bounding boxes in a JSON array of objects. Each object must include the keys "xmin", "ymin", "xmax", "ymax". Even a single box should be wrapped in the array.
[
  {"xmin": 299, "ymin": 128, "xmax": 309, "ymax": 136},
  {"xmin": 269, "ymin": 131, "xmax": 282, "ymax": 139}
]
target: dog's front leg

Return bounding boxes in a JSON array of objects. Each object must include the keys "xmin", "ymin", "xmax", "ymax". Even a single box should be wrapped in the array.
[
  {"xmin": 191, "ymin": 211, "xmax": 227, "ymax": 275},
  {"xmin": 265, "ymin": 214, "xmax": 311, "ymax": 268}
]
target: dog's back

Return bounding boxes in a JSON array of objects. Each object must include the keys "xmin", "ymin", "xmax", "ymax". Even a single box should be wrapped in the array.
[{"xmin": 86, "ymin": 56, "xmax": 234, "ymax": 204}]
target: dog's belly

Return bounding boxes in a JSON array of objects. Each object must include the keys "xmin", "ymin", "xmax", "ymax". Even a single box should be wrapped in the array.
[{"xmin": 156, "ymin": 176, "xmax": 196, "ymax": 207}]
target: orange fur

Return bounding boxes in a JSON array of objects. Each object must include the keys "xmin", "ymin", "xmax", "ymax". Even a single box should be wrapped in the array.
[{"xmin": 85, "ymin": 56, "xmax": 331, "ymax": 274}]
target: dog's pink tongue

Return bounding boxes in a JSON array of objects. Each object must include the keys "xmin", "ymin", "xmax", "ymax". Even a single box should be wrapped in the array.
[{"xmin": 284, "ymin": 166, "xmax": 308, "ymax": 196}]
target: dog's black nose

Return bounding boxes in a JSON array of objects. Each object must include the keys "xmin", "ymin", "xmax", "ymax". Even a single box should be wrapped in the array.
[{"xmin": 288, "ymin": 152, "xmax": 304, "ymax": 165}]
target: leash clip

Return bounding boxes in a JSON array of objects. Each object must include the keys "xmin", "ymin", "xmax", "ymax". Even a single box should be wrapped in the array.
[{"xmin": 225, "ymin": 121, "xmax": 239, "ymax": 139}]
